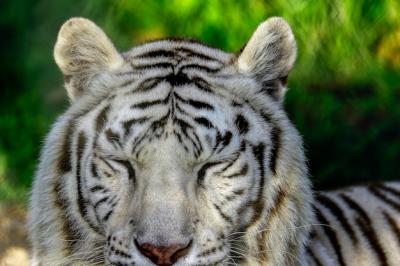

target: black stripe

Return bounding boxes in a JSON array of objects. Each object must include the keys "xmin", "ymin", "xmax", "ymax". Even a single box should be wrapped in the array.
[
  {"xmin": 314, "ymin": 206, "xmax": 346, "ymax": 266},
  {"xmin": 260, "ymin": 112, "xmax": 280, "ymax": 175},
  {"xmin": 316, "ymin": 194, "xmax": 357, "ymax": 245},
  {"xmin": 194, "ymin": 117, "xmax": 214, "ymax": 128},
  {"xmin": 215, "ymin": 131, "xmax": 233, "ymax": 151},
  {"xmin": 185, "ymin": 99, "xmax": 214, "ymax": 110},
  {"xmin": 368, "ymin": 185, "xmax": 400, "ymax": 213},
  {"xmin": 103, "ymin": 210, "xmax": 113, "ymax": 222},
  {"xmin": 95, "ymin": 105, "xmax": 110, "ymax": 132},
  {"xmin": 382, "ymin": 210, "xmax": 400, "ymax": 247},
  {"xmin": 339, "ymin": 194, "xmax": 388, "ymax": 266},
  {"xmin": 173, "ymin": 117, "xmax": 200, "ymax": 157},
  {"xmin": 131, "ymin": 62, "xmax": 174, "ymax": 71},
  {"xmin": 235, "ymin": 114, "xmax": 249, "ymax": 134},
  {"xmin": 354, "ymin": 217, "xmax": 388, "ymax": 266},
  {"xmin": 122, "ymin": 117, "xmax": 149, "ymax": 136},
  {"xmin": 105, "ymin": 129, "xmax": 121, "ymax": 148},
  {"xmin": 130, "ymin": 92, "xmax": 170, "ymax": 109},
  {"xmin": 339, "ymin": 194, "xmax": 369, "ymax": 221},
  {"xmin": 91, "ymin": 162, "xmax": 99, "ymax": 179},
  {"xmin": 111, "ymin": 159, "xmax": 136, "ymax": 183},
  {"xmin": 175, "ymin": 47, "xmax": 221, "ymax": 62},
  {"xmin": 53, "ymin": 180, "xmax": 81, "ymax": 254},
  {"xmin": 376, "ymin": 183, "xmax": 400, "ymax": 200},
  {"xmin": 306, "ymin": 247, "xmax": 323, "ymax": 266},
  {"xmin": 249, "ymin": 143, "xmax": 265, "ymax": 225},
  {"xmin": 136, "ymin": 49, "xmax": 176, "ymax": 58},
  {"xmin": 213, "ymin": 203, "xmax": 233, "ymax": 224},
  {"xmin": 182, "ymin": 63, "xmax": 221, "ymax": 73},
  {"xmin": 174, "ymin": 92, "xmax": 214, "ymax": 110},
  {"xmin": 192, "ymin": 76, "xmax": 214, "ymax": 94},
  {"xmin": 76, "ymin": 132, "xmax": 103, "ymax": 235},
  {"xmin": 165, "ymin": 72, "xmax": 191, "ymax": 86},
  {"xmin": 269, "ymin": 126, "xmax": 281, "ymax": 175},
  {"xmin": 134, "ymin": 77, "xmax": 163, "ymax": 92},
  {"xmin": 76, "ymin": 132, "xmax": 87, "ymax": 219},
  {"xmin": 197, "ymin": 161, "xmax": 223, "ymax": 186},
  {"xmin": 58, "ymin": 123, "xmax": 74, "ymax": 174},
  {"xmin": 94, "ymin": 196, "xmax": 109, "ymax": 208}
]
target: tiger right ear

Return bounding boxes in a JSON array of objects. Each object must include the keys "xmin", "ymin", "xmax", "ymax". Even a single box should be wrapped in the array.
[
  {"xmin": 54, "ymin": 18, "xmax": 123, "ymax": 101},
  {"xmin": 237, "ymin": 17, "xmax": 297, "ymax": 101}
]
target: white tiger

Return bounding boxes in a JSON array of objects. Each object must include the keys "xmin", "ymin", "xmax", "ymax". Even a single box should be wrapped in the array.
[{"xmin": 28, "ymin": 17, "xmax": 400, "ymax": 266}]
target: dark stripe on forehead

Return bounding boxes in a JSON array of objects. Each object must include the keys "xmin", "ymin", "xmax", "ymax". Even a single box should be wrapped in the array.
[
  {"xmin": 165, "ymin": 72, "xmax": 191, "ymax": 86},
  {"xmin": 132, "ymin": 77, "xmax": 163, "ymax": 93},
  {"xmin": 131, "ymin": 62, "xmax": 174, "ymax": 71},
  {"xmin": 192, "ymin": 76, "xmax": 214, "ymax": 94},
  {"xmin": 316, "ymin": 194, "xmax": 357, "ymax": 246},
  {"xmin": 182, "ymin": 63, "xmax": 221, "ymax": 73},
  {"xmin": 130, "ymin": 91, "xmax": 170, "ymax": 109},
  {"xmin": 174, "ymin": 92, "xmax": 214, "ymax": 110},
  {"xmin": 175, "ymin": 47, "xmax": 222, "ymax": 62},
  {"xmin": 136, "ymin": 49, "xmax": 176, "ymax": 58}
]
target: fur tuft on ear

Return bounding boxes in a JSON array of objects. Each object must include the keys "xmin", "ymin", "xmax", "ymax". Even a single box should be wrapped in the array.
[
  {"xmin": 237, "ymin": 17, "xmax": 297, "ymax": 101},
  {"xmin": 54, "ymin": 17, "xmax": 123, "ymax": 101}
]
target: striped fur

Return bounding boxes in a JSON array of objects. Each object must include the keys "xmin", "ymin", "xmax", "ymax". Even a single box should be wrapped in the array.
[{"xmin": 28, "ymin": 17, "xmax": 400, "ymax": 266}]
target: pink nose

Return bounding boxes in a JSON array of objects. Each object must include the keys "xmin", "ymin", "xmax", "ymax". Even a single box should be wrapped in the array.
[{"xmin": 135, "ymin": 240, "xmax": 191, "ymax": 266}]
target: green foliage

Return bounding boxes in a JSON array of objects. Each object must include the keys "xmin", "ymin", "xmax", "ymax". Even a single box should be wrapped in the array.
[{"xmin": 1, "ymin": 0, "xmax": 399, "ymax": 201}]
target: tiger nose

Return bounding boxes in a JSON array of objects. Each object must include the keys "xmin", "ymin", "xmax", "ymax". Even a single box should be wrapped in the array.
[{"xmin": 135, "ymin": 239, "xmax": 192, "ymax": 266}]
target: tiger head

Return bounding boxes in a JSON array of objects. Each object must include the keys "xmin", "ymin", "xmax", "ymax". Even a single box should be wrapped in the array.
[{"xmin": 33, "ymin": 17, "xmax": 312, "ymax": 266}]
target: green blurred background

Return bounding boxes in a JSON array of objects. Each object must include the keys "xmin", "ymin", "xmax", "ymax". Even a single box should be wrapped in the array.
[{"xmin": 1, "ymin": 0, "xmax": 399, "ymax": 202}]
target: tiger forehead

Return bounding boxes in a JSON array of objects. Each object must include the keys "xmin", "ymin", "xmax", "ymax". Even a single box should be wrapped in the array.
[{"xmin": 123, "ymin": 39, "xmax": 233, "ymax": 64}]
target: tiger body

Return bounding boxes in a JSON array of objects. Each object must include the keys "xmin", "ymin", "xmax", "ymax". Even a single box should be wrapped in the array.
[{"xmin": 28, "ymin": 17, "xmax": 400, "ymax": 266}]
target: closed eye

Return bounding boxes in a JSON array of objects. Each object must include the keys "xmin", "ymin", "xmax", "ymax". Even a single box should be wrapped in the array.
[
  {"xmin": 95, "ymin": 156, "xmax": 136, "ymax": 183},
  {"xmin": 109, "ymin": 158, "xmax": 136, "ymax": 182},
  {"xmin": 197, "ymin": 152, "xmax": 242, "ymax": 186},
  {"xmin": 197, "ymin": 161, "xmax": 225, "ymax": 186}
]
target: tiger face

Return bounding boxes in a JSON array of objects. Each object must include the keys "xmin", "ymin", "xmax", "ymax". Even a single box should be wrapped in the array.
[{"xmin": 29, "ymin": 17, "xmax": 312, "ymax": 266}]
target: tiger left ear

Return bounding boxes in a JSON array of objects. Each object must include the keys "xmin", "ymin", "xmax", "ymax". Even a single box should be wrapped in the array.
[
  {"xmin": 54, "ymin": 18, "xmax": 124, "ymax": 101},
  {"xmin": 237, "ymin": 17, "xmax": 297, "ymax": 101}
]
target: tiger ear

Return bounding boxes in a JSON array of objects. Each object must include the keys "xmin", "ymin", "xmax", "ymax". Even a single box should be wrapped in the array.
[
  {"xmin": 54, "ymin": 18, "xmax": 124, "ymax": 101},
  {"xmin": 237, "ymin": 17, "xmax": 297, "ymax": 101}
]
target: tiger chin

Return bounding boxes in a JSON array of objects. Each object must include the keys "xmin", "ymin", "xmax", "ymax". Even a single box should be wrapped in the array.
[{"xmin": 28, "ymin": 17, "xmax": 400, "ymax": 266}]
